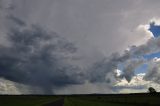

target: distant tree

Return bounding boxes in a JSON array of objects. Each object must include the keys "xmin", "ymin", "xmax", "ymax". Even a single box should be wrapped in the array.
[{"xmin": 148, "ymin": 87, "xmax": 157, "ymax": 93}]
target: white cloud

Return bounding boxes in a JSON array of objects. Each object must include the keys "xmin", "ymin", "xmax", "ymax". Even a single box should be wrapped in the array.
[
  {"xmin": 152, "ymin": 57, "xmax": 160, "ymax": 62},
  {"xmin": 115, "ymin": 73, "xmax": 160, "ymax": 93},
  {"xmin": 0, "ymin": 78, "xmax": 21, "ymax": 94},
  {"xmin": 150, "ymin": 18, "xmax": 160, "ymax": 25},
  {"xmin": 137, "ymin": 24, "xmax": 153, "ymax": 39},
  {"xmin": 0, "ymin": 77, "xmax": 45, "ymax": 94},
  {"xmin": 115, "ymin": 69, "xmax": 122, "ymax": 77}
]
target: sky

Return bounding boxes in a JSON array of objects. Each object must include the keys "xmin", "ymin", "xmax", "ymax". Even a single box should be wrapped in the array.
[
  {"xmin": 0, "ymin": 0, "xmax": 160, "ymax": 94},
  {"xmin": 135, "ymin": 21, "xmax": 160, "ymax": 73},
  {"xmin": 149, "ymin": 22, "xmax": 160, "ymax": 38}
]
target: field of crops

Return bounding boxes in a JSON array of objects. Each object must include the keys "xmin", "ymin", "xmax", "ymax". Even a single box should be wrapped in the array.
[{"xmin": 0, "ymin": 93, "xmax": 160, "ymax": 106}]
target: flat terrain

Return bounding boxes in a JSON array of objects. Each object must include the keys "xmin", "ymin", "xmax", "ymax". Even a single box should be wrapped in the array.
[{"xmin": 0, "ymin": 93, "xmax": 160, "ymax": 106}]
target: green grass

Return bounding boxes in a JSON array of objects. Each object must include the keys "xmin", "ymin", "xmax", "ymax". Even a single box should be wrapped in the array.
[
  {"xmin": 0, "ymin": 93, "xmax": 160, "ymax": 106},
  {"xmin": 0, "ymin": 95, "xmax": 60, "ymax": 106},
  {"xmin": 73, "ymin": 95, "xmax": 160, "ymax": 105},
  {"xmin": 64, "ymin": 97, "xmax": 135, "ymax": 106}
]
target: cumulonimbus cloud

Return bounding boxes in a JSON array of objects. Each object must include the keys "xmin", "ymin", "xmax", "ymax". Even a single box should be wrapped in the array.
[
  {"xmin": 2, "ymin": 15, "xmax": 136, "ymax": 94},
  {"xmin": 0, "ymin": 15, "xmax": 137, "ymax": 94},
  {"xmin": 0, "ymin": 16, "xmax": 86, "ymax": 94}
]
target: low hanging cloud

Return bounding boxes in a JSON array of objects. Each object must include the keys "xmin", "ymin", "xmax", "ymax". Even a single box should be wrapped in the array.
[
  {"xmin": 0, "ymin": 15, "xmax": 135, "ymax": 94},
  {"xmin": 2, "ymin": 15, "xmax": 160, "ymax": 94},
  {"xmin": 0, "ymin": 14, "xmax": 129, "ymax": 94},
  {"xmin": 0, "ymin": 16, "xmax": 86, "ymax": 94}
]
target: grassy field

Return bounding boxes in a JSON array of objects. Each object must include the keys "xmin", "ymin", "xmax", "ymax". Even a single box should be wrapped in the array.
[{"xmin": 0, "ymin": 93, "xmax": 160, "ymax": 106}]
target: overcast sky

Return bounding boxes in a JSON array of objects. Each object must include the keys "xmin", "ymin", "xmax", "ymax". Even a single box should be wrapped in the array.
[{"xmin": 1, "ymin": 0, "xmax": 160, "ymax": 94}]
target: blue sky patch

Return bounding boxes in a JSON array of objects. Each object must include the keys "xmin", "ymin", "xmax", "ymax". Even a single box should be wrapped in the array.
[
  {"xmin": 143, "ymin": 52, "xmax": 160, "ymax": 59},
  {"xmin": 149, "ymin": 22, "xmax": 160, "ymax": 38},
  {"xmin": 142, "ymin": 22, "xmax": 160, "ymax": 61},
  {"xmin": 135, "ymin": 63, "xmax": 148, "ymax": 74}
]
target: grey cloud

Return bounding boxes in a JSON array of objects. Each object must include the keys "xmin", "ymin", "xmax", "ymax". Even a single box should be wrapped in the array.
[
  {"xmin": 0, "ymin": 0, "xmax": 13, "ymax": 10},
  {"xmin": 120, "ymin": 37, "xmax": 160, "ymax": 82},
  {"xmin": 0, "ymin": 14, "xmax": 131, "ymax": 94},
  {"xmin": 123, "ymin": 36, "xmax": 160, "ymax": 83},
  {"xmin": 0, "ymin": 15, "xmax": 137, "ymax": 94},
  {"xmin": 1, "ymin": 0, "xmax": 160, "ymax": 94},
  {"xmin": 88, "ymin": 52, "xmax": 131, "ymax": 83},
  {"xmin": 144, "ymin": 60, "xmax": 160, "ymax": 84},
  {"xmin": 114, "ymin": 85, "xmax": 145, "ymax": 91},
  {"xmin": 89, "ymin": 35, "xmax": 160, "ymax": 83},
  {"xmin": 7, "ymin": 15, "xmax": 26, "ymax": 26},
  {"xmin": 122, "ymin": 59, "xmax": 144, "ymax": 82},
  {"xmin": 2, "ymin": 15, "xmax": 160, "ymax": 94},
  {"xmin": 130, "ymin": 37, "xmax": 160, "ymax": 56},
  {"xmin": 0, "ymin": 17, "xmax": 85, "ymax": 94},
  {"xmin": 6, "ymin": 0, "xmax": 156, "ymax": 57}
]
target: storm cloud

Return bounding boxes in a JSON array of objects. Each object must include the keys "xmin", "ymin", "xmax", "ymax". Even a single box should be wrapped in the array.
[
  {"xmin": 0, "ymin": 15, "xmax": 138, "ymax": 93},
  {"xmin": 1, "ymin": 0, "xmax": 160, "ymax": 94},
  {"xmin": 0, "ymin": 16, "xmax": 86, "ymax": 93}
]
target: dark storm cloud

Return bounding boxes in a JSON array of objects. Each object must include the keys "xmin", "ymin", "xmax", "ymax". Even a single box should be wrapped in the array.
[
  {"xmin": 2, "ymin": 16, "xmax": 160, "ymax": 93},
  {"xmin": 0, "ymin": 15, "xmax": 137, "ymax": 93},
  {"xmin": 0, "ymin": 17, "xmax": 85, "ymax": 93},
  {"xmin": 0, "ymin": 15, "xmax": 133, "ymax": 93},
  {"xmin": 7, "ymin": 15, "xmax": 26, "ymax": 26}
]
